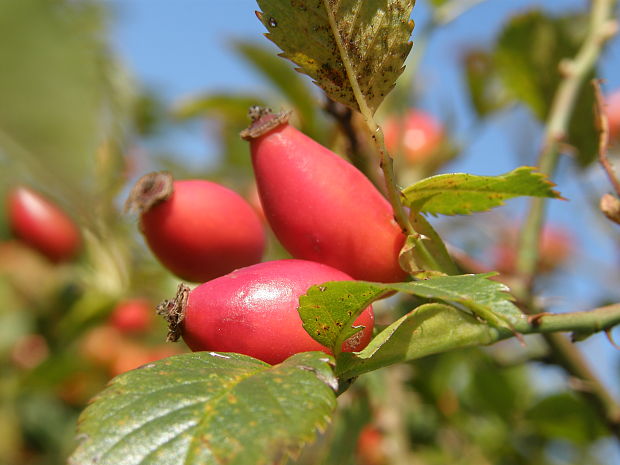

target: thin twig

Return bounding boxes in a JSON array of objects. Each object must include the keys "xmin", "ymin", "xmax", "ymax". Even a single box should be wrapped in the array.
[{"xmin": 593, "ymin": 79, "xmax": 620, "ymax": 196}]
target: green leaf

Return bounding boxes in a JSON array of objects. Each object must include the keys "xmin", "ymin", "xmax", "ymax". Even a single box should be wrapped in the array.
[
  {"xmin": 567, "ymin": 76, "xmax": 598, "ymax": 167},
  {"xmin": 336, "ymin": 303, "xmax": 506, "ymax": 379},
  {"xmin": 389, "ymin": 274, "xmax": 523, "ymax": 326},
  {"xmin": 299, "ymin": 274, "xmax": 525, "ymax": 373},
  {"xmin": 256, "ymin": 0, "xmax": 415, "ymax": 114},
  {"xmin": 299, "ymin": 282, "xmax": 390, "ymax": 352},
  {"xmin": 526, "ymin": 392, "xmax": 607, "ymax": 444},
  {"xmin": 69, "ymin": 352, "xmax": 337, "ymax": 465},
  {"xmin": 462, "ymin": 49, "xmax": 511, "ymax": 117},
  {"xmin": 495, "ymin": 11, "xmax": 563, "ymax": 119},
  {"xmin": 401, "ymin": 166, "xmax": 563, "ymax": 216},
  {"xmin": 494, "ymin": 11, "xmax": 597, "ymax": 167}
]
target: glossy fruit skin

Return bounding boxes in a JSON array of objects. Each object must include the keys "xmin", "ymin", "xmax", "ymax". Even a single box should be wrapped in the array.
[
  {"xmin": 7, "ymin": 186, "xmax": 81, "ymax": 263},
  {"xmin": 247, "ymin": 118, "xmax": 407, "ymax": 283},
  {"xmin": 181, "ymin": 259, "xmax": 375, "ymax": 365},
  {"xmin": 383, "ymin": 110, "xmax": 443, "ymax": 163},
  {"xmin": 109, "ymin": 298, "xmax": 152, "ymax": 333},
  {"xmin": 139, "ymin": 179, "xmax": 266, "ymax": 282}
]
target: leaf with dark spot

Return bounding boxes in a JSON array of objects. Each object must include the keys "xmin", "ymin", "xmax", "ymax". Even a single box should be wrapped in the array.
[
  {"xmin": 402, "ymin": 167, "xmax": 563, "ymax": 216},
  {"xmin": 256, "ymin": 0, "xmax": 415, "ymax": 114}
]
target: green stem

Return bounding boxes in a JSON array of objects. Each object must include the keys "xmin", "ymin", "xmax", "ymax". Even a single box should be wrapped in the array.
[{"xmin": 515, "ymin": 304, "xmax": 620, "ymax": 335}]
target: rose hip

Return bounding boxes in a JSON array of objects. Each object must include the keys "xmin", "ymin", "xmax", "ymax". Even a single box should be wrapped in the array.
[
  {"xmin": 242, "ymin": 111, "xmax": 407, "ymax": 283},
  {"xmin": 126, "ymin": 172, "xmax": 266, "ymax": 282},
  {"xmin": 159, "ymin": 259, "xmax": 375, "ymax": 365},
  {"xmin": 7, "ymin": 186, "xmax": 81, "ymax": 263}
]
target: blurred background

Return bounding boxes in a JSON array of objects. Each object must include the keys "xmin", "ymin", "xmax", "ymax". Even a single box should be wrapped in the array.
[{"xmin": 1, "ymin": 0, "xmax": 620, "ymax": 464}]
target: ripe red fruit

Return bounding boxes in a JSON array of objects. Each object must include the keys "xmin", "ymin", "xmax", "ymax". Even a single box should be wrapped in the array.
[
  {"xmin": 383, "ymin": 109, "xmax": 443, "ymax": 163},
  {"xmin": 159, "ymin": 259, "xmax": 375, "ymax": 365},
  {"xmin": 356, "ymin": 425, "xmax": 388, "ymax": 465},
  {"xmin": 606, "ymin": 90, "xmax": 620, "ymax": 144},
  {"xmin": 109, "ymin": 298, "xmax": 153, "ymax": 333},
  {"xmin": 242, "ymin": 110, "xmax": 407, "ymax": 283},
  {"xmin": 7, "ymin": 186, "xmax": 81, "ymax": 263},
  {"xmin": 246, "ymin": 181, "xmax": 266, "ymax": 223},
  {"xmin": 126, "ymin": 172, "xmax": 266, "ymax": 282}
]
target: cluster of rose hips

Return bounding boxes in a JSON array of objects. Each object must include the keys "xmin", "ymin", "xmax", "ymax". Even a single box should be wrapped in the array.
[
  {"xmin": 125, "ymin": 109, "xmax": 408, "ymax": 364},
  {"xmin": 10, "ymin": 88, "xmax": 614, "ymax": 367},
  {"xmin": 125, "ymin": 107, "xmax": 451, "ymax": 365}
]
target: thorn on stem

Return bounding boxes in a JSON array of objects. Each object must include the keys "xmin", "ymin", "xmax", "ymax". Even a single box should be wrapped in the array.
[
  {"xmin": 527, "ymin": 312, "xmax": 553, "ymax": 327},
  {"xmin": 605, "ymin": 329, "xmax": 620, "ymax": 351}
]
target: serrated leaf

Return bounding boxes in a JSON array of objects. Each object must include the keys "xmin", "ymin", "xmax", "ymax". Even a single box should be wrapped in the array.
[
  {"xmin": 401, "ymin": 166, "xmax": 563, "ymax": 216},
  {"xmin": 299, "ymin": 274, "xmax": 525, "ymax": 358},
  {"xmin": 256, "ymin": 0, "xmax": 415, "ymax": 114},
  {"xmin": 69, "ymin": 352, "xmax": 337, "ymax": 465},
  {"xmin": 299, "ymin": 282, "xmax": 390, "ymax": 352},
  {"xmin": 336, "ymin": 303, "xmax": 508, "ymax": 379}
]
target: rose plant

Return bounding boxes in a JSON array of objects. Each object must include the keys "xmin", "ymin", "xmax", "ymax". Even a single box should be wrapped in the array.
[{"xmin": 2, "ymin": 1, "xmax": 619, "ymax": 465}]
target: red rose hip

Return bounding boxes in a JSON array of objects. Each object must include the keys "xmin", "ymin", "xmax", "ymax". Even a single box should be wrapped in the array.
[
  {"xmin": 109, "ymin": 298, "xmax": 153, "ymax": 333},
  {"xmin": 383, "ymin": 109, "xmax": 443, "ymax": 163},
  {"xmin": 126, "ymin": 172, "xmax": 266, "ymax": 282},
  {"xmin": 242, "ymin": 110, "xmax": 407, "ymax": 283},
  {"xmin": 7, "ymin": 186, "xmax": 81, "ymax": 263},
  {"xmin": 606, "ymin": 90, "xmax": 620, "ymax": 144},
  {"xmin": 158, "ymin": 259, "xmax": 375, "ymax": 365}
]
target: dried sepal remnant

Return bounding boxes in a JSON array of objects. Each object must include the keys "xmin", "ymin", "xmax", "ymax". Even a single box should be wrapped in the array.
[
  {"xmin": 124, "ymin": 171, "xmax": 174, "ymax": 214},
  {"xmin": 241, "ymin": 107, "xmax": 292, "ymax": 140},
  {"xmin": 157, "ymin": 283, "xmax": 191, "ymax": 342},
  {"xmin": 600, "ymin": 193, "xmax": 620, "ymax": 225},
  {"xmin": 256, "ymin": 0, "xmax": 415, "ymax": 114}
]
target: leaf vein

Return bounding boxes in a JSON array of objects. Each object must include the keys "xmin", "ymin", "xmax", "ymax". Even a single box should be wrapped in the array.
[{"xmin": 98, "ymin": 402, "xmax": 204, "ymax": 464}]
